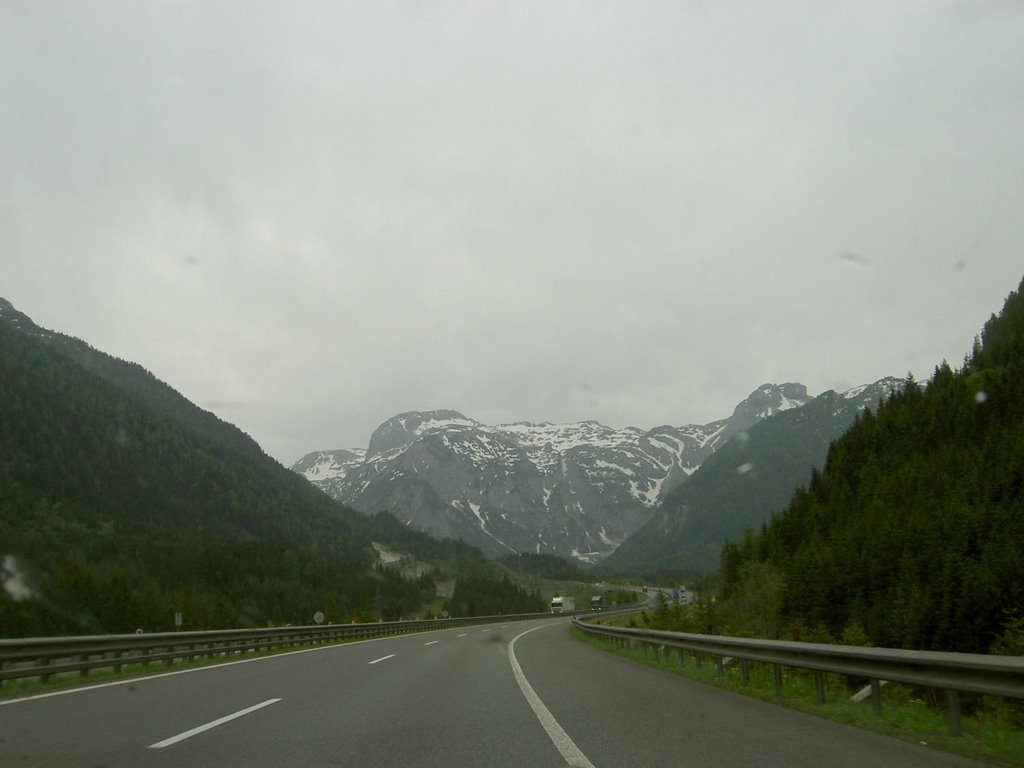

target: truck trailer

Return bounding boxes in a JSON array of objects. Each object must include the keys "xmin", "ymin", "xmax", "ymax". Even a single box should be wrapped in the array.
[{"xmin": 550, "ymin": 595, "xmax": 575, "ymax": 613}]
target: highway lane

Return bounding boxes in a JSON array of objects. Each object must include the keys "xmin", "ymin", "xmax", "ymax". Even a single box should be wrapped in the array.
[
  {"xmin": 0, "ymin": 618, "xmax": 990, "ymax": 767},
  {"xmin": 515, "ymin": 621, "xmax": 986, "ymax": 768},
  {"xmin": 0, "ymin": 620, "xmax": 567, "ymax": 767}
]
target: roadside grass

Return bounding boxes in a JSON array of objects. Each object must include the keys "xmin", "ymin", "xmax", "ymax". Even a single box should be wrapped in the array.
[
  {"xmin": 3, "ymin": 656, "xmax": 238, "ymax": 698},
  {"xmin": 572, "ymin": 626, "xmax": 1024, "ymax": 768}
]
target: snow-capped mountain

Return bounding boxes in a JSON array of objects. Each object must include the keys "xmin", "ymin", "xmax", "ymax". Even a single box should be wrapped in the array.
[
  {"xmin": 293, "ymin": 384, "xmax": 811, "ymax": 562},
  {"xmin": 290, "ymin": 449, "xmax": 366, "ymax": 484}
]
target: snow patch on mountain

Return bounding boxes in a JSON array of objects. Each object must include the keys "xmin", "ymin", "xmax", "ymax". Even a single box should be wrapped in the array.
[
  {"xmin": 700, "ymin": 423, "xmax": 726, "ymax": 448},
  {"xmin": 630, "ymin": 476, "xmax": 664, "ymax": 505},
  {"xmin": 594, "ymin": 459, "xmax": 635, "ymax": 477},
  {"xmin": 455, "ymin": 499, "xmax": 516, "ymax": 553}
]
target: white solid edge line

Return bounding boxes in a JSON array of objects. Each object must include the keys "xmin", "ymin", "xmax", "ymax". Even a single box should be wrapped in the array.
[
  {"xmin": 148, "ymin": 698, "xmax": 282, "ymax": 749},
  {"xmin": 508, "ymin": 625, "xmax": 595, "ymax": 768},
  {"xmin": 368, "ymin": 654, "xmax": 396, "ymax": 665}
]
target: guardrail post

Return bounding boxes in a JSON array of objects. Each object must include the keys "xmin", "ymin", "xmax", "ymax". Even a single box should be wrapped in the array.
[
  {"xmin": 740, "ymin": 659, "xmax": 750, "ymax": 685},
  {"xmin": 695, "ymin": 651, "xmax": 703, "ymax": 670},
  {"xmin": 715, "ymin": 656, "xmax": 724, "ymax": 677},
  {"xmin": 79, "ymin": 654, "xmax": 89, "ymax": 677},
  {"xmin": 870, "ymin": 679, "xmax": 882, "ymax": 714},
  {"xmin": 677, "ymin": 648, "xmax": 685, "ymax": 667},
  {"xmin": 774, "ymin": 664, "xmax": 783, "ymax": 698},
  {"xmin": 814, "ymin": 671, "xmax": 826, "ymax": 704},
  {"xmin": 39, "ymin": 656, "xmax": 50, "ymax": 683},
  {"xmin": 947, "ymin": 690, "xmax": 962, "ymax": 736},
  {"xmin": 653, "ymin": 644, "xmax": 660, "ymax": 662}
]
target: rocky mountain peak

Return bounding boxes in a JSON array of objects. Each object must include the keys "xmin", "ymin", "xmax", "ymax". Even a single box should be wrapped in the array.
[
  {"xmin": 719, "ymin": 382, "xmax": 810, "ymax": 444},
  {"xmin": 366, "ymin": 409, "xmax": 478, "ymax": 458}
]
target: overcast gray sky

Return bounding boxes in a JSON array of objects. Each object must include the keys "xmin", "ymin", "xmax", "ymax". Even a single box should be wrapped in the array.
[{"xmin": 3, "ymin": 1, "xmax": 1023, "ymax": 465}]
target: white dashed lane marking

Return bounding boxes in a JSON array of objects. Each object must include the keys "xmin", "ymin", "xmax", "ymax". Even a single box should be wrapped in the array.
[{"xmin": 149, "ymin": 698, "xmax": 282, "ymax": 749}]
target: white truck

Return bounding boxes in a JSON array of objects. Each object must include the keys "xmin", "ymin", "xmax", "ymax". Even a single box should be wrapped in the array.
[{"xmin": 550, "ymin": 595, "xmax": 575, "ymax": 613}]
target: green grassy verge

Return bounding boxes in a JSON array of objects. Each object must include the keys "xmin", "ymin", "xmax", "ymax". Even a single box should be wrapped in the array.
[{"xmin": 572, "ymin": 626, "xmax": 1024, "ymax": 767}]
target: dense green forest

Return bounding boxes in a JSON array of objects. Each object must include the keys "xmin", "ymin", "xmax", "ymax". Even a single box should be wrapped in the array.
[
  {"xmin": 498, "ymin": 552, "xmax": 588, "ymax": 581},
  {"xmin": 0, "ymin": 307, "xmax": 541, "ymax": 636},
  {"xmin": 445, "ymin": 576, "xmax": 544, "ymax": 617},
  {"xmin": 717, "ymin": 277, "xmax": 1024, "ymax": 654}
]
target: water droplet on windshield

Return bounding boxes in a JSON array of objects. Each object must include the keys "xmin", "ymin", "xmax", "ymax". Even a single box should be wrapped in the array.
[{"xmin": 2, "ymin": 555, "xmax": 36, "ymax": 601}]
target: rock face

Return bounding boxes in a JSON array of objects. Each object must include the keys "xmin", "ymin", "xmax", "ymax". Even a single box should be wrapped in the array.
[{"xmin": 293, "ymin": 384, "xmax": 813, "ymax": 561}]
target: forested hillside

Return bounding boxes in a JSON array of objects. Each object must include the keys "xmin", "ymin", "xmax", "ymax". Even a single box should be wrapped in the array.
[
  {"xmin": 599, "ymin": 378, "xmax": 899, "ymax": 577},
  {"xmin": 0, "ymin": 301, "xmax": 269, "ymax": 463},
  {"xmin": 0, "ymin": 309, "xmax": 539, "ymax": 636},
  {"xmin": 498, "ymin": 552, "xmax": 589, "ymax": 582},
  {"xmin": 720, "ymin": 277, "xmax": 1024, "ymax": 653}
]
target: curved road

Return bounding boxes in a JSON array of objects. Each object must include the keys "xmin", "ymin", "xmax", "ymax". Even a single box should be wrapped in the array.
[{"xmin": 0, "ymin": 618, "xmax": 986, "ymax": 767}]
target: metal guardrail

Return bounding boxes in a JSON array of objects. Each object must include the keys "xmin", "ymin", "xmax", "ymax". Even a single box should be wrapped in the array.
[
  {"xmin": 0, "ymin": 611, "xmax": 562, "ymax": 689},
  {"xmin": 573, "ymin": 616, "xmax": 1024, "ymax": 735}
]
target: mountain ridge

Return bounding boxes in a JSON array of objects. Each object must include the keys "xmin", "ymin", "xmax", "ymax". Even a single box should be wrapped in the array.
[
  {"xmin": 598, "ymin": 376, "xmax": 903, "ymax": 576},
  {"xmin": 293, "ymin": 383, "xmax": 816, "ymax": 561},
  {"xmin": 0, "ymin": 298, "xmax": 270, "ymax": 463}
]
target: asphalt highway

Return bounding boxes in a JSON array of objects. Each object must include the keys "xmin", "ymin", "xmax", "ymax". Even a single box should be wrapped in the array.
[{"xmin": 0, "ymin": 618, "xmax": 988, "ymax": 767}]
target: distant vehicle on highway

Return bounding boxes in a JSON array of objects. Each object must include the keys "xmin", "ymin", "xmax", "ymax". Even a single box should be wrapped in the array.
[
  {"xmin": 550, "ymin": 595, "xmax": 574, "ymax": 613},
  {"xmin": 590, "ymin": 595, "xmax": 603, "ymax": 610}
]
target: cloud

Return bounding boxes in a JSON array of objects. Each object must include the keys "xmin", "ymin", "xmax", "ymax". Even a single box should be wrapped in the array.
[{"xmin": 3, "ymin": 2, "xmax": 1023, "ymax": 464}]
